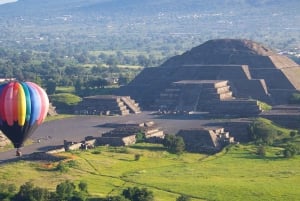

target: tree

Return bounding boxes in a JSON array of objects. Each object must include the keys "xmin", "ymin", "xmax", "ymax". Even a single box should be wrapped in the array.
[
  {"xmin": 78, "ymin": 181, "xmax": 88, "ymax": 193},
  {"xmin": 290, "ymin": 131, "xmax": 297, "ymax": 138},
  {"xmin": 104, "ymin": 196, "xmax": 130, "ymax": 201},
  {"xmin": 248, "ymin": 119, "xmax": 277, "ymax": 145},
  {"xmin": 163, "ymin": 134, "xmax": 185, "ymax": 154},
  {"xmin": 55, "ymin": 180, "xmax": 76, "ymax": 201},
  {"xmin": 14, "ymin": 181, "xmax": 51, "ymax": 201},
  {"xmin": 283, "ymin": 144, "xmax": 298, "ymax": 158},
  {"xmin": 0, "ymin": 183, "xmax": 16, "ymax": 200},
  {"xmin": 176, "ymin": 195, "xmax": 191, "ymax": 201},
  {"xmin": 45, "ymin": 79, "xmax": 57, "ymax": 95},
  {"xmin": 118, "ymin": 75, "xmax": 131, "ymax": 86},
  {"xmin": 74, "ymin": 78, "xmax": 83, "ymax": 93},
  {"xmin": 256, "ymin": 145, "xmax": 266, "ymax": 157},
  {"xmin": 122, "ymin": 187, "xmax": 154, "ymax": 201}
]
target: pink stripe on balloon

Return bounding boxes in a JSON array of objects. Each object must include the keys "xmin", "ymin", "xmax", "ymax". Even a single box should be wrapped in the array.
[{"xmin": 12, "ymin": 82, "xmax": 19, "ymax": 122}]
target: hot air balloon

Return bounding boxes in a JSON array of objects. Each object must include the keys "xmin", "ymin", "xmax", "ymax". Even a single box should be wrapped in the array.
[{"xmin": 0, "ymin": 81, "xmax": 49, "ymax": 156}]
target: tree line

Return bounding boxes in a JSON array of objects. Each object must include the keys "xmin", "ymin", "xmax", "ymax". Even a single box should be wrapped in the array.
[
  {"xmin": 0, "ymin": 47, "xmax": 166, "ymax": 94},
  {"xmin": 0, "ymin": 180, "xmax": 191, "ymax": 201}
]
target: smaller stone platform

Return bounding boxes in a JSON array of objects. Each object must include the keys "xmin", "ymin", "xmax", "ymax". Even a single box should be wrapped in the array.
[{"xmin": 75, "ymin": 95, "xmax": 141, "ymax": 116}]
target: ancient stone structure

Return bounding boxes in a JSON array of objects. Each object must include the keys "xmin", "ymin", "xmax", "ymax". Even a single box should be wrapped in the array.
[
  {"xmin": 177, "ymin": 127, "xmax": 234, "ymax": 154},
  {"xmin": 97, "ymin": 121, "xmax": 165, "ymax": 146},
  {"xmin": 118, "ymin": 39, "xmax": 300, "ymax": 116},
  {"xmin": 260, "ymin": 105, "xmax": 300, "ymax": 129},
  {"xmin": 156, "ymin": 80, "xmax": 261, "ymax": 116},
  {"xmin": 75, "ymin": 95, "xmax": 141, "ymax": 116},
  {"xmin": 0, "ymin": 132, "xmax": 10, "ymax": 148}
]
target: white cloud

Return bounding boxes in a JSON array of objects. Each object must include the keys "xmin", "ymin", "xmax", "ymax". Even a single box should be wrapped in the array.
[{"xmin": 0, "ymin": 0, "xmax": 18, "ymax": 5}]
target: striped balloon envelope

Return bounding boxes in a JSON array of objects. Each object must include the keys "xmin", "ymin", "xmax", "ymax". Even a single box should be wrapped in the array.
[{"xmin": 0, "ymin": 81, "xmax": 49, "ymax": 150}]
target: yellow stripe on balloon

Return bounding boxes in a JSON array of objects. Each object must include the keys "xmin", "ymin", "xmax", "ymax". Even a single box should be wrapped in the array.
[{"xmin": 17, "ymin": 83, "xmax": 26, "ymax": 126}]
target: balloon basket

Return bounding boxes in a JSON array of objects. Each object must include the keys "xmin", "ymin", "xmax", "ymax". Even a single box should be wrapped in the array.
[{"xmin": 16, "ymin": 148, "xmax": 22, "ymax": 157}]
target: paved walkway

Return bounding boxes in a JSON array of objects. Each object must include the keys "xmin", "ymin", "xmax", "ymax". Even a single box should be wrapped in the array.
[{"xmin": 0, "ymin": 112, "xmax": 213, "ymax": 163}]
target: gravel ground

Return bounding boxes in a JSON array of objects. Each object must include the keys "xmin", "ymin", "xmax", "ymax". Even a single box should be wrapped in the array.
[{"xmin": 0, "ymin": 112, "xmax": 215, "ymax": 163}]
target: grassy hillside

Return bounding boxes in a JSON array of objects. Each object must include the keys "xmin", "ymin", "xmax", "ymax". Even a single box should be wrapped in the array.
[{"xmin": 0, "ymin": 143, "xmax": 300, "ymax": 200}]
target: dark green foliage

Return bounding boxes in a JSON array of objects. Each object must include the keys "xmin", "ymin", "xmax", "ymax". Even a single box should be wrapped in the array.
[
  {"xmin": 248, "ymin": 119, "xmax": 277, "ymax": 145},
  {"xmin": 55, "ymin": 180, "xmax": 76, "ymax": 200},
  {"xmin": 134, "ymin": 154, "xmax": 142, "ymax": 161},
  {"xmin": 85, "ymin": 78, "xmax": 109, "ymax": 89},
  {"xmin": 256, "ymin": 145, "xmax": 266, "ymax": 157},
  {"xmin": 283, "ymin": 144, "xmax": 298, "ymax": 158},
  {"xmin": 135, "ymin": 132, "xmax": 145, "ymax": 143},
  {"xmin": 11, "ymin": 180, "xmax": 90, "ymax": 201},
  {"xmin": 118, "ymin": 75, "xmax": 131, "ymax": 86},
  {"xmin": 103, "ymin": 196, "xmax": 130, "ymax": 201},
  {"xmin": 45, "ymin": 79, "xmax": 57, "ymax": 95},
  {"xmin": 78, "ymin": 181, "xmax": 88, "ymax": 193},
  {"xmin": 176, "ymin": 194, "xmax": 191, "ymax": 201},
  {"xmin": 290, "ymin": 131, "xmax": 298, "ymax": 138},
  {"xmin": 56, "ymin": 161, "xmax": 69, "ymax": 173},
  {"xmin": 13, "ymin": 182, "xmax": 51, "ymax": 201},
  {"xmin": 122, "ymin": 187, "xmax": 154, "ymax": 201},
  {"xmin": 163, "ymin": 134, "xmax": 185, "ymax": 154},
  {"xmin": 0, "ymin": 183, "xmax": 16, "ymax": 200},
  {"xmin": 289, "ymin": 93, "xmax": 300, "ymax": 104},
  {"xmin": 56, "ymin": 160, "xmax": 78, "ymax": 173}
]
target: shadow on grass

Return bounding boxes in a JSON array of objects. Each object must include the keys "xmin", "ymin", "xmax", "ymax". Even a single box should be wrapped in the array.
[
  {"xmin": 130, "ymin": 144, "xmax": 167, "ymax": 152},
  {"xmin": 37, "ymin": 145, "xmax": 65, "ymax": 152},
  {"xmin": 233, "ymin": 153, "xmax": 284, "ymax": 160},
  {"xmin": 0, "ymin": 152, "xmax": 66, "ymax": 165}
]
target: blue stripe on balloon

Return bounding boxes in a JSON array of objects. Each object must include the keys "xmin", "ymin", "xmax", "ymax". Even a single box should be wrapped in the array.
[{"xmin": 27, "ymin": 84, "xmax": 41, "ymax": 125}]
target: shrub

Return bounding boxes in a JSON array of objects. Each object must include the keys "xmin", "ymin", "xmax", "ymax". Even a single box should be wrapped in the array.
[
  {"xmin": 257, "ymin": 101, "xmax": 272, "ymax": 111},
  {"xmin": 256, "ymin": 145, "xmax": 266, "ymax": 157},
  {"xmin": 14, "ymin": 181, "xmax": 51, "ymax": 201},
  {"xmin": 56, "ymin": 162, "xmax": 69, "ymax": 173},
  {"xmin": 135, "ymin": 132, "xmax": 145, "ymax": 143},
  {"xmin": 122, "ymin": 187, "xmax": 154, "ymax": 201},
  {"xmin": 283, "ymin": 144, "xmax": 298, "ymax": 158},
  {"xmin": 290, "ymin": 131, "xmax": 297, "ymax": 138},
  {"xmin": 176, "ymin": 194, "xmax": 191, "ymax": 201},
  {"xmin": 134, "ymin": 154, "xmax": 142, "ymax": 161},
  {"xmin": 248, "ymin": 119, "xmax": 277, "ymax": 145},
  {"xmin": 163, "ymin": 134, "xmax": 185, "ymax": 154},
  {"xmin": 289, "ymin": 93, "xmax": 300, "ymax": 104}
]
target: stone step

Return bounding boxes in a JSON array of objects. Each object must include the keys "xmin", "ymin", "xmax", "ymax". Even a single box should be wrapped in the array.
[
  {"xmin": 120, "ymin": 96, "xmax": 141, "ymax": 114},
  {"xmin": 145, "ymin": 130, "xmax": 164, "ymax": 138}
]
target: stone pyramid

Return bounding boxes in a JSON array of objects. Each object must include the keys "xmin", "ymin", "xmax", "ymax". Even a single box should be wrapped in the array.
[{"xmin": 118, "ymin": 39, "xmax": 300, "ymax": 112}]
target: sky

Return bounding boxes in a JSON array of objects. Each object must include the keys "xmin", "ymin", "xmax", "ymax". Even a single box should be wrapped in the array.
[{"xmin": 0, "ymin": 0, "xmax": 17, "ymax": 5}]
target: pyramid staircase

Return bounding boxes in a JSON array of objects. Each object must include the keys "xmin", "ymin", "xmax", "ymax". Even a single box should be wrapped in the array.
[
  {"xmin": 75, "ymin": 95, "xmax": 141, "ymax": 116},
  {"xmin": 155, "ymin": 80, "xmax": 262, "ymax": 116},
  {"xmin": 120, "ymin": 96, "xmax": 141, "ymax": 114}
]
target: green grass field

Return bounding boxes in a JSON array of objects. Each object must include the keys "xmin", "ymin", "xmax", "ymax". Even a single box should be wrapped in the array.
[{"xmin": 0, "ymin": 143, "xmax": 299, "ymax": 201}]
